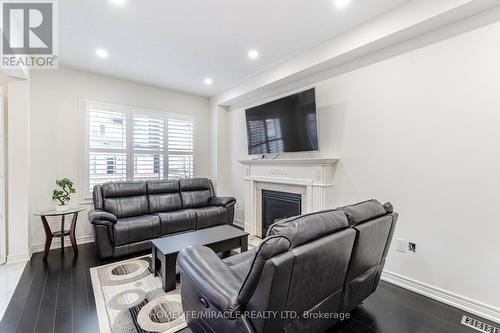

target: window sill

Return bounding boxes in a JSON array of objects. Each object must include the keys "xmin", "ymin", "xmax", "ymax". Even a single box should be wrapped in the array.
[{"xmin": 80, "ymin": 198, "xmax": 94, "ymax": 206}]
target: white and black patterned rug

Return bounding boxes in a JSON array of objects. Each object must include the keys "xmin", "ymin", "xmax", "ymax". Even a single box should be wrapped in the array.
[
  {"xmin": 90, "ymin": 255, "xmax": 187, "ymax": 333},
  {"xmin": 90, "ymin": 236, "xmax": 261, "ymax": 333}
]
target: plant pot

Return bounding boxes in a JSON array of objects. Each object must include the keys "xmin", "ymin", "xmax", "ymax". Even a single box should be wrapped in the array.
[{"xmin": 56, "ymin": 204, "xmax": 70, "ymax": 212}]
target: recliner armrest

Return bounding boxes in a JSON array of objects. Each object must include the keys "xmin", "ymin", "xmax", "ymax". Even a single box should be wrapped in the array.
[
  {"xmin": 178, "ymin": 246, "xmax": 242, "ymax": 313},
  {"xmin": 88, "ymin": 209, "xmax": 117, "ymax": 226},
  {"xmin": 209, "ymin": 196, "xmax": 236, "ymax": 208}
]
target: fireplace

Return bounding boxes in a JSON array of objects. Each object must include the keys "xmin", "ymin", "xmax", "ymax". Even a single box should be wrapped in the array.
[
  {"xmin": 239, "ymin": 158, "xmax": 338, "ymax": 237},
  {"xmin": 261, "ymin": 190, "xmax": 302, "ymax": 237}
]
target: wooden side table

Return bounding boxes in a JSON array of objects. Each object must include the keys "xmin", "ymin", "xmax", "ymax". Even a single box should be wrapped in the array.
[{"xmin": 35, "ymin": 208, "xmax": 85, "ymax": 259}]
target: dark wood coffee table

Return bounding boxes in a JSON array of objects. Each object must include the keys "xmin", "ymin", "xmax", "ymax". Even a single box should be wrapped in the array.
[{"xmin": 151, "ymin": 225, "xmax": 248, "ymax": 292}]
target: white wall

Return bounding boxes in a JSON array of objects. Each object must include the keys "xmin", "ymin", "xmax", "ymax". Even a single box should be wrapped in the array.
[
  {"xmin": 223, "ymin": 20, "xmax": 500, "ymax": 314},
  {"xmin": 0, "ymin": 73, "xmax": 7, "ymax": 264},
  {"xmin": 7, "ymin": 80, "xmax": 30, "ymax": 262},
  {"xmin": 29, "ymin": 67, "xmax": 210, "ymax": 250}
]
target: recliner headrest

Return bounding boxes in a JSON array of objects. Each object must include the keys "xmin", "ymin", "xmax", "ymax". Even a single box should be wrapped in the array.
[
  {"xmin": 343, "ymin": 199, "xmax": 393, "ymax": 225},
  {"xmin": 147, "ymin": 180, "xmax": 179, "ymax": 194},
  {"xmin": 101, "ymin": 181, "xmax": 147, "ymax": 198},
  {"xmin": 267, "ymin": 209, "xmax": 349, "ymax": 248}
]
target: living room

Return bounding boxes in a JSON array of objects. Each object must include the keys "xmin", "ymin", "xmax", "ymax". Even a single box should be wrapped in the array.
[{"xmin": 1, "ymin": 0, "xmax": 500, "ymax": 332}]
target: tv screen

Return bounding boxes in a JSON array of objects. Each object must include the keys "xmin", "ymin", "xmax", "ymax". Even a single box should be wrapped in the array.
[{"xmin": 245, "ymin": 88, "xmax": 318, "ymax": 155}]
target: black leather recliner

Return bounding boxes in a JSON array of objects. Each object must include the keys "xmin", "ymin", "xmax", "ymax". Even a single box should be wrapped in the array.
[
  {"xmin": 88, "ymin": 178, "xmax": 236, "ymax": 259},
  {"xmin": 178, "ymin": 199, "xmax": 397, "ymax": 333}
]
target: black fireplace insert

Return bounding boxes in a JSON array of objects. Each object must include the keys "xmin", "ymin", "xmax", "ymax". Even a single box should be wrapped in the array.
[{"xmin": 261, "ymin": 189, "xmax": 302, "ymax": 237}]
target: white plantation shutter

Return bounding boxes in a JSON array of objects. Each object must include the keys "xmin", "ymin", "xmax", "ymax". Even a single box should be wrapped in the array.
[
  {"xmin": 133, "ymin": 114, "xmax": 164, "ymax": 180},
  {"xmin": 85, "ymin": 101, "xmax": 194, "ymax": 196},
  {"xmin": 88, "ymin": 107, "xmax": 127, "ymax": 191},
  {"xmin": 167, "ymin": 119, "xmax": 194, "ymax": 178}
]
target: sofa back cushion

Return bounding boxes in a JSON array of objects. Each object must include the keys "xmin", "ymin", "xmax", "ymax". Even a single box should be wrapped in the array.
[
  {"xmin": 101, "ymin": 181, "xmax": 149, "ymax": 218},
  {"xmin": 340, "ymin": 200, "xmax": 397, "ymax": 312},
  {"xmin": 266, "ymin": 209, "xmax": 349, "ymax": 248},
  {"xmin": 237, "ymin": 235, "xmax": 291, "ymax": 305},
  {"xmin": 147, "ymin": 180, "xmax": 182, "ymax": 213},
  {"xmin": 93, "ymin": 184, "xmax": 104, "ymax": 210},
  {"xmin": 179, "ymin": 178, "xmax": 214, "ymax": 208},
  {"xmin": 281, "ymin": 228, "xmax": 356, "ymax": 332},
  {"xmin": 344, "ymin": 199, "xmax": 388, "ymax": 226}
]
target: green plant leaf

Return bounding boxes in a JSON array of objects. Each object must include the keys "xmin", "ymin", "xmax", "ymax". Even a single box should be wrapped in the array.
[{"xmin": 53, "ymin": 178, "xmax": 76, "ymax": 205}]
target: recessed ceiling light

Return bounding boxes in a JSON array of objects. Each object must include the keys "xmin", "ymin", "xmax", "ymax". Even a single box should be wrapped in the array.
[
  {"xmin": 204, "ymin": 78, "xmax": 213, "ymax": 85},
  {"xmin": 109, "ymin": 0, "xmax": 126, "ymax": 6},
  {"xmin": 334, "ymin": 0, "xmax": 351, "ymax": 9},
  {"xmin": 248, "ymin": 49, "xmax": 259, "ymax": 60},
  {"xmin": 96, "ymin": 48, "xmax": 109, "ymax": 59}
]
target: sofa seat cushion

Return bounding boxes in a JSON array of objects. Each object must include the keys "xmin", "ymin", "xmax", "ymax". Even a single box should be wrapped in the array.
[
  {"xmin": 113, "ymin": 214, "xmax": 160, "ymax": 246},
  {"xmin": 194, "ymin": 206, "xmax": 227, "ymax": 229},
  {"xmin": 157, "ymin": 209, "xmax": 197, "ymax": 236},
  {"xmin": 224, "ymin": 248, "xmax": 257, "ymax": 267},
  {"xmin": 224, "ymin": 249, "xmax": 257, "ymax": 280}
]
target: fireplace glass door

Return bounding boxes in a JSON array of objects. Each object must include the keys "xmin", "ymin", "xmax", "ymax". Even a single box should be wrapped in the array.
[{"xmin": 261, "ymin": 190, "xmax": 301, "ymax": 237}]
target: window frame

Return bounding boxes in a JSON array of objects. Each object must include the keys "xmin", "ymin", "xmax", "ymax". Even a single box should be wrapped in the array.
[{"xmin": 80, "ymin": 99, "xmax": 195, "ymax": 200}]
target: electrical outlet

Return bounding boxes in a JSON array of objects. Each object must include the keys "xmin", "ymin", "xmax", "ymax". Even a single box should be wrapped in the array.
[
  {"xmin": 409, "ymin": 242, "xmax": 416, "ymax": 252},
  {"xmin": 395, "ymin": 239, "xmax": 416, "ymax": 253},
  {"xmin": 395, "ymin": 238, "xmax": 409, "ymax": 253}
]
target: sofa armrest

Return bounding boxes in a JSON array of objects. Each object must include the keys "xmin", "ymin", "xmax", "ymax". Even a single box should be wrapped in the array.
[
  {"xmin": 178, "ymin": 246, "xmax": 242, "ymax": 313},
  {"xmin": 209, "ymin": 196, "xmax": 236, "ymax": 208},
  {"xmin": 88, "ymin": 209, "xmax": 117, "ymax": 226}
]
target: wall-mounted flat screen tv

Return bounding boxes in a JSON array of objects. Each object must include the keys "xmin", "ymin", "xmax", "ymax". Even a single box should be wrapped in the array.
[{"xmin": 245, "ymin": 88, "xmax": 318, "ymax": 155}]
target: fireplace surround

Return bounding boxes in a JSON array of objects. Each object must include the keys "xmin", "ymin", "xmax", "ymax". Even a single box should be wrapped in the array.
[{"xmin": 239, "ymin": 157, "xmax": 338, "ymax": 237}]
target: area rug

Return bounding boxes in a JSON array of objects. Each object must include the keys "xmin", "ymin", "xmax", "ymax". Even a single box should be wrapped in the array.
[
  {"xmin": 90, "ymin": 255, "xmax": 187, "ymax": 333},
  {"xmin": 90, "ymin": 236, "xmax": 260, "ymax": 333}
]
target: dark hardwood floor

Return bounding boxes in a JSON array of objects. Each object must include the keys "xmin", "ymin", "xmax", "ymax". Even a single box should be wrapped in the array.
[{"xmin": 0, "ymin": 243, "xmax": 494, "ymax": 333}]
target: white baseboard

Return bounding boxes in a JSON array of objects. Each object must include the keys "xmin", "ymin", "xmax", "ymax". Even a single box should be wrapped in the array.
[
  {"xmin": 381, "ymin": 270, "xmax": 500, "ymax": 324},
  {"xmin": 234, "ymin": 219, "xmax": 245, "ymax": 228},
  {"xmin": 30, "ymin": 235, "xmax": 95, "ymax": 254},
  {"xmin": 6, "ymin": 252, "xmax": 30, "ymax": 264}
]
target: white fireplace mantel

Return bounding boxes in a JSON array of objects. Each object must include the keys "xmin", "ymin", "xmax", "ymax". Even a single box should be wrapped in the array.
[
  {"xmin": 239, "ymin": 157, "xmax": 339, "ymax": 237},
  {"xmin": 239, "ymin": 158, "xmax": 339, "ymax": 166}
]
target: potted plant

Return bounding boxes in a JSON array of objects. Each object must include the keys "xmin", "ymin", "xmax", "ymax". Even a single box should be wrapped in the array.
[{"xmin": 52, "ymin": 178, "xmax": 76, "ymax": 211}]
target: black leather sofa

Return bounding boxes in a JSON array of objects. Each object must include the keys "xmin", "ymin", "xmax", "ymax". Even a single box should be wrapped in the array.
[
  {"xmin": 178, "ymin": 199, "xmax": 397, "ymax": 333},
  {"xmin": 88, "ymin": 178, "xmax": 236, "ymax": 259}
]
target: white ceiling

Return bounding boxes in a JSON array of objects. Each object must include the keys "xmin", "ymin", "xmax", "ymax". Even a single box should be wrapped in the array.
[{"xmin": 59, "ymin": 0, "xmax": 410, "ymax": 97}]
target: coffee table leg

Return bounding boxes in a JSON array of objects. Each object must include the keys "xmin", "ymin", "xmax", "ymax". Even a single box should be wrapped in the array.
[
  {"xmin": 163, "ymin": 253, "xmax": 177, "ymax": 292},
  {"xmin": 240, "ymin": 235, "xmax": 248, "ymax": 252},
  {"xmin": 152, "ymin": 246, "xmax": 157, "ymax": 276},
  {"xmin": 41, "ymin": 216, "xmax": 53, "ymax": 260}
]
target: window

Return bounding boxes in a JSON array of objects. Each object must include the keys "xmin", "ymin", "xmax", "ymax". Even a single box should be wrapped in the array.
[
  {"xmin": 87, "ymin": 106, "xmax": 128, "ymax": 190},
  {"xmin": 167, "ymin": 119, "xmax": 194, "ymax": 178},
  {"xmin": 85, "ymin": 101, "xmax": 194, "ymax": 194},
  {"xmin": 133, "ymin": 114, "xmax": 164, "ymax": 181},
  {"xmin": 106, "ymin": 157, "xmax": 116, "ymax": 175}
]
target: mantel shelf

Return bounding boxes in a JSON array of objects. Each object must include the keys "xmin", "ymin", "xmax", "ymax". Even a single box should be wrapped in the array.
[{"xmin": 239, "ymin": 157, "xmax": 339, "ymax": 166}]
